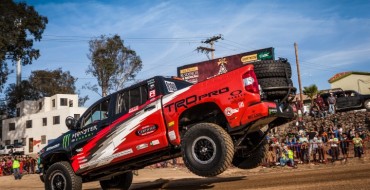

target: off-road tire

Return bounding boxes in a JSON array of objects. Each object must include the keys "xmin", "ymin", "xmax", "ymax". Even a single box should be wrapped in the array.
[
  {"xmin": 258, "ymin": 77, "xmax": 293, "ymax": 99},
  {"xmin": 232, "ymin": 131, "xmax": 267, "ymax": 169},
  {"xmin": 99, "ymin": 171, "xmax": 133, "ymax": 190},
  {"xmin": 40, "ymin": 174, "xmax": 45, "ymax": 183},
  {"xmin": 181, "ymin": 123, "xmax": 234, "ymax": 177},
  {"xmin": 253, "ymin": 60, "xmax": 292, "ymax": 78},
  {"xmin": 45, "ymin": 161, "xmax": 82, "ymax": 190}
]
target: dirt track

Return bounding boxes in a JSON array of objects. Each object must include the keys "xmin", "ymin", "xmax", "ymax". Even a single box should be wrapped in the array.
[{"xmin": 1, "ymin": 157, "xmax": 369, "ymax": 190}]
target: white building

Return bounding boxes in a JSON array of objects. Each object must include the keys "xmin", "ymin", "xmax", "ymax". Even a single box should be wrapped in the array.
[{"xmin": 1, "ymin": 94, "xmax": 86, "ymax": 155}]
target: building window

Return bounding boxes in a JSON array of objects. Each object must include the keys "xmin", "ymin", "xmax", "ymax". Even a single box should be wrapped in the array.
[
  {"xmin": 16, "ymin": 108, "xmax": 20, "ymax": 117},
  {"xmin": 14, "ymin": 139, "xmax": 19, "ymax": 145},
  {"xmin": 39, "ymin": 102, "xmax": 43, "ymax": 110},
  {"xmin": 9, "ymin": 123, "xmax": 15, "ymax": 131},
  {"xmin": 5, "ymin": 140, "xmax": 10, "ymax": 145},
  {"xmin": 53, "ymin": 116, "xmax": 60, "ymax": 125},
  {"xmin": 74, "ymin": 114, "xmax": 80, "ymax": 120},
  {"xmin": 26, "ymin": 120, "xmax": 32, "ymax": 128},
  {"xmin": 52, "ymin": 99, "xmax": 56, "ymax": 107},
  {"xmin": 42, "ymin": 118, "xmax": 47, "ymax": 126},
  {"xmin": 60, "ymin": 98, "xmax": 68, "ymax": 106},
  {"xmin": 69, "ymin": 100, "xmax": 73, "ymax": 107},
  {"xmin": 41, "ymin": 135, "xmax": 46, "ymax": 144}
]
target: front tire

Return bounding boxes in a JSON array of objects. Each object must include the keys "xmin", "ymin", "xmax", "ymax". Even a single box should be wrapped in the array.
[
  {"xmin": 181, "ymin": 123, "xmax": 234, "ymax": 177},
  {"xmin": 45, "ymin": 161, "xmax": 82, "ymax": 190},
  {"xmin": 99, "ymin": 171, "xmax": 133, "ymax": 190}
]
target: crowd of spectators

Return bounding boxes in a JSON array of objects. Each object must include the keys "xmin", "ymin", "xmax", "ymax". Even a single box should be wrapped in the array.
[
  {"xmin": 0, "ymin": 155, "xmax": 39, "ymax": 179},
  {"xmin": 264, "ymin": 109, "xmax": 369, "ymax": 168}
]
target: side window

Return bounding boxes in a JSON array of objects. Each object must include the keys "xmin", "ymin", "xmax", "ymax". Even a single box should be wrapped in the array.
[
  {"xmin": 116, "ymin": 85, "xmax": 149, "ymax": 115},
  {"xmin": 82, "ymin": 98, "xmax": 110, "ymax": 127}
]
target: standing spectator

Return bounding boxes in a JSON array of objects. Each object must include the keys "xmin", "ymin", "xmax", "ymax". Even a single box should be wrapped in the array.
[
  {"xmin": 315, "ymin": 94, "xmax": 327, "ymax": 117},
  {"xmin": 339, "ymin": 133, "xmax": 349, "ymax": 161},
  {"xmin": 329, "ymin": 134, "xmax": 339, "ymax": 162},
  {"xmin": 352, "ymin": 133, "xmax": 363, "ymax": 158},
  {"xmin": 12, "ymin": 156, "xmax": 21, "ymax": 180},
  {"xmin": 317, "ymin": 135, "xmax": 326, "ymax": 163},
  {"xmin": 327, "ymin": 93, "xmax": 336, "ymax": 114},
  {"xmin": 311, "ymin": 135, "xmax": 319, "ymax": 163}
]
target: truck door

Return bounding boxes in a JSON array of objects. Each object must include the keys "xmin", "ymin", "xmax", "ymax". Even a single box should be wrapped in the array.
[{"xmin": 109, "ymin": 80, "xmax": 168, "ymax": 163}]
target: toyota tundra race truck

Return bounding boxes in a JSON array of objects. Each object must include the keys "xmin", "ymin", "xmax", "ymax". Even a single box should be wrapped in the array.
[{"xmin": 39, "ymin": 61, "xmax": 295, "ymax": 190}]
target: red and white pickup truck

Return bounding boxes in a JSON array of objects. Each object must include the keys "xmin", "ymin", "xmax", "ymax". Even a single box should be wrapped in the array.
[{"xmin": 40, "ymin": 61, "xmax": 295, "ymax": 190}]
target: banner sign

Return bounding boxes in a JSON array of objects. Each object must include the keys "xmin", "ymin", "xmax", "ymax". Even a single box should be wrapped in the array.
[{"xmin": 177, "ymin": 47, "xmax": 274, "ymax": 83}]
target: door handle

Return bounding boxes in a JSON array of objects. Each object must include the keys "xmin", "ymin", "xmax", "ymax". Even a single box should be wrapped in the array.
[{"xmin": 144, "ymin": 105, "xmax": 156, "ymax": 112}]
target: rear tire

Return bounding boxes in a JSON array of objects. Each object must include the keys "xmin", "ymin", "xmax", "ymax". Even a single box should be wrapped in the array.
[
  {"xmin": 258, "ymin": 77, "xmax": 293, "ymax": 99},
  {"xmin": 253, "ymin": 60, "xmax": 292, "ymax": 78},
  {"xmin": 232, "ymin": 131, "xmax": 267, "ymax": 169},
  {"xmin": 99, "ymin": 171, "xmax": 133, "ymax": 190},
  {"xmin": 181, "ymin": 123, "xmax": 234, "ymax": 177},
  {"xmin": 45, "ymin": 161, "xmax": 82, "ymax": 190}
]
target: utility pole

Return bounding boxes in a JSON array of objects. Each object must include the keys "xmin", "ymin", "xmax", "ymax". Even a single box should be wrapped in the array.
[
  {"xmin": 16, "ymin": 58, "xmax": 21, "ymax": 86},
  {"xmin": 294, "ymin": 42, "xmax": 303, "ymax": 104},
  {"xmin": 196, "ymin": 34, "xmax": 223, "ymax": 59}
]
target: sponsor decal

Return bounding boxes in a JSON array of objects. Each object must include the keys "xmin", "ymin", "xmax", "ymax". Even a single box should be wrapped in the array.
[
  {"xmin": 228, "ymin": 90, "xmax": 246, "ymax": 101},
  {"xmin": 248, "ymin": 113, "xmax": 263, "ymax": 119},
  {"xmin": 136, "ymin": 143, "xmax": 149, "ymax": 150},
  {"xmin": 147, "ymin": 79, "xmax": 155, "ymax": 85},
  {"xmin": 76, "ymin": 148, "xmax": 83, "ymax": 153},
  {"xmin": 46, "ymin": 143, "xmax": 60, "ymax": 151},
  {"xmin": 149, "ymin": 90, "xmax": 156, "ymax": 98},
  {"xmin": 269, "ymin": 108, "xmax": 277, "ymax": 115},
  {"xmin": 164, "ymin": 87, "xmax": 229, "ymax": 112},
  {"xmin": 168, "ymin": 130, "xmax": 176, "ymax": 140},
  {"xmin": 136, "ymin": 125, "xmax": 158, "ymax": 136},
  {"xmin": 63, "ymin": 134, "xmax": 71, "ymax": 148},
  {"xmin": 224, "ymin": 107, "xmax": 239, "ymax": 116},
  {"xmin": 72, "ymin": 126, "xmax": 98, "ymax": 140},
  {"xmin": 165, "ymin": 81, "xmax": 177, "ymax": 92},
  {"xmin": 129, "ymin": 106, "xmax": 139, "ymax": 113},
  {"xmin": 150, "ymin": 139, "xmax": 160, "ymax": 146},
  {"xmin": 168, "ymin": 121, "xmax": 175, "ymax": 127},
  {"xmin": 149, "ymin": 84, "xmax": 155, "ymax": 90},
  {"xmin": 241, "ymin": 54, "xmax": 257, "ymax": 63},
  {"xmin": 80, "ymin": 149, "xmax": 133, "ymax": 169},
  {"xmin": 238, "ymin": 102, "xmax": 245, "ymax": 108}
]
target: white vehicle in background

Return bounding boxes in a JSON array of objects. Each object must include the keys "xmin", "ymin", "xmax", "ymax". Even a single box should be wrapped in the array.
[
  {"xmin": 0, "ymin": 145, "xmax": 15, "ymax": 155},
  {"xmin": 0, "ymin": 144, "xmax": 25, "ymax": 155}
]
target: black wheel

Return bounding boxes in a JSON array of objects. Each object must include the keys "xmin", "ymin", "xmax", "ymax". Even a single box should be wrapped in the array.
[
  {"xmin": 258, "ymin": 77, "xmax": 294, "ymax": 99},
  {"xmin": 232, "ymin": 131, "xmax": 267, "ymax": 169},
  {"xmin": 364, "ymin": 99, "xmax": 370, "ymax": 111},
  {"xmin": 181, "ymin": 123, "xmax": 234, "ymax": 177},
  {"xmin": 253, "ymin": 60, "xmax": 292, "ymax": 78},
  {"xmin": 45, "ymin": 161, "xmax": 82, "ymax": 190},
  {"xmin": 40, "ymin": 174, "xmax": 45, "ymax": 183},
  {"xmin": 99, "ymin": 171, "xmax": 133, "ymax": 190}
]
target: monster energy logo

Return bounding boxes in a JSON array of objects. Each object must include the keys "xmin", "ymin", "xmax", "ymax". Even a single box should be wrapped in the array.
[{"xmin": 63, "ymin": 134, "xmax": 71, "ymax": 148}]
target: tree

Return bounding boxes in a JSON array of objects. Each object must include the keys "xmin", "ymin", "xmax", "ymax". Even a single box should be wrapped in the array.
[
  {"xmin": 0, "ymin": 0, "xmax": 48, "ymax": 91},
  {"xmin": 87, "ymin": 34, "xmax": 142, "ymax": 97},
  {"xmin": 29, "ymin": 68, "xmax": 76, "ymax": 97},
  {"xmin": 303, "ymin": 84, "xmax": 318, "ymax": 105},
  {"xmin": 4, "ymin": 80, "xmax": 39, "ymax": 117},
  {"xmin": 1, "ymin": 69, "xmax": 88, "ymax": 118}
]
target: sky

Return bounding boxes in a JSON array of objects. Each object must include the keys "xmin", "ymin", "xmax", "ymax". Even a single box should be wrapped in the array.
[{"xmin": 7, "ymin": 0, "xmax": 370, "ymax": 107}]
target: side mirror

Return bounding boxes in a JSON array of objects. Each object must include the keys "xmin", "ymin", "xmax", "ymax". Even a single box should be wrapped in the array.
[{"xmin": 65, "ymin": 116, "xmax": 77, "ymax": 130}]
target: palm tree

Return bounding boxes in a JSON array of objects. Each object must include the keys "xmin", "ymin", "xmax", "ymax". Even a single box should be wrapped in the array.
[{"xmin": 303, "ymin": 84, "xmax": 318, "ymax": 106}]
